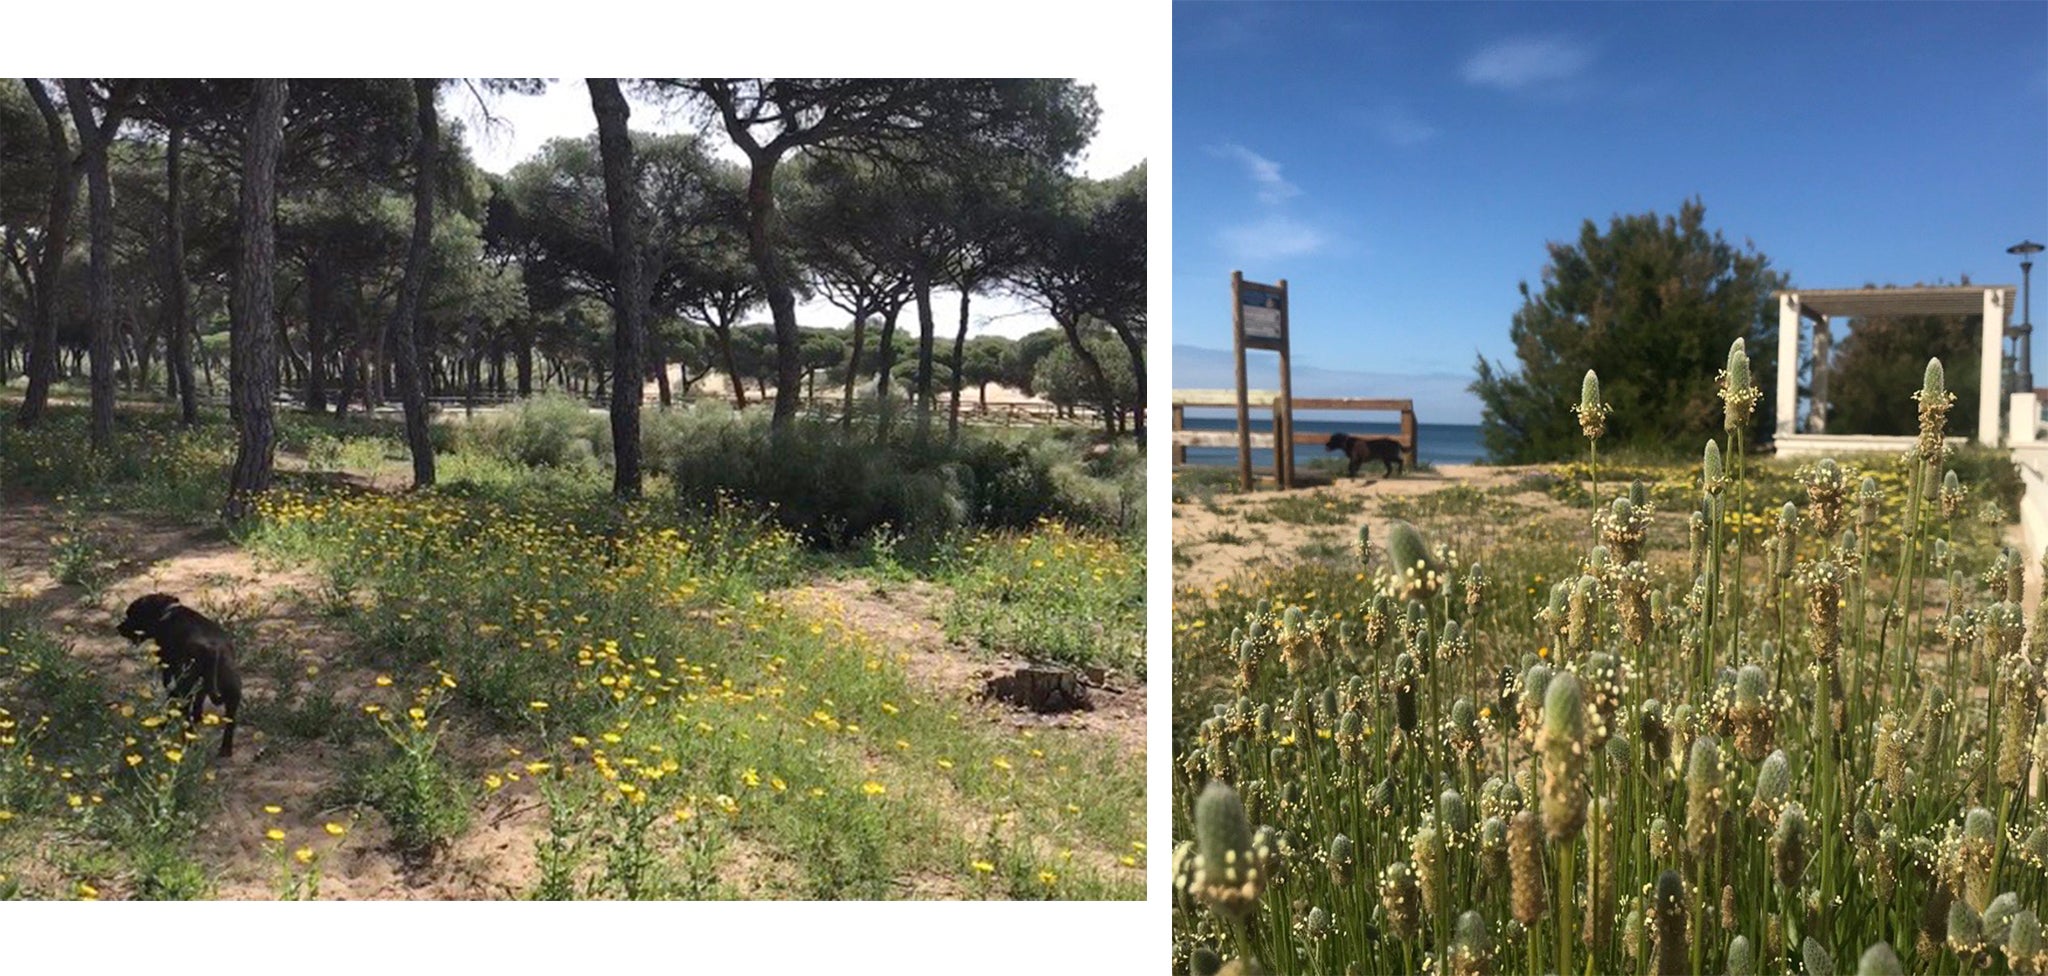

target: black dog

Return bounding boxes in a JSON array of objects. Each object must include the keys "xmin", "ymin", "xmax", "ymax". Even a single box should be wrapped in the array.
[
  {"xmin": 1325, "ymin": 432, "xmax": 1406, "ymax": 478},
  {"xmin": 118, "ymin": 593, "xmax": 243, "ymax": 757}
]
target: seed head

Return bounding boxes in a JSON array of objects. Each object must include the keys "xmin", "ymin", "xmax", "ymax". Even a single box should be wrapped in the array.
[
  {"xmin": 1961, "ymin": 807, "xmax": 1997, "ymax": 911},
  {"xmin": 1578, "ymin": 370, "xmax": 1611, "ymax": 440},
  {"xmin": 1303, "ymin": 905, "xmax": 1330, "ymax": 942},
  {"xmin": 1412, "ymin": 820, "xmax": 1445, "ymax": 921},
  {"xmin": 1730, "ymin": 664, "xmax": 1775, "ymax": 761},
  {"xmin": 1857, "ymin": 942, "xmax": 1904, "ymax": 976},
  {"xmin": 1750, "ymin": 749, "xmax": 1791, "ymax": 825},
  {"xmin": 1652, "ymin": 869, "xmax": 1688, "ymax": 976},
  {"xmin": 1941, "ymin": 469, "xmax": 1965, "ymax": 520},
  {"xmin": 1721, "ymin": 338, "xmax": 1760, "ymax": 432},
  {"xmin": 1685, "ymin": 735, "xmax": 1726, "ymax": 858},
  {"xmin": 1772, "ymin": 801, "xmax": 1810, "ymax": 887},
  {"xmin": 1328, "ymin": 833, "xmax": 1355, "ymax": 886},
  {"xmin": 1563, "ymin": 576, "xmax": 1596, "ymax": 655},
  {"xmin": 1703, "ymin": 440, "xmax": 1726, "ymax": 496},
  {"xmin": 1392, "ymin": 652, "xmax": 1419, "ymax": 733},
  {"xmin": 1449, "ymin": 910, "xmax": 1492, "ymax": 976},
  {"xmin": 1507, "ymin": 811, "xmax": 1547, "ymax": 925},
  {"xmin": 1986, "ymin": 893, "xmax": 2021, "ymax": 946},
  {"xmin": 1191, "ymin": 781, "xmax": 1264, "ymax": 919},
  {"xmin": 1951, "ymin": 899, "xmax": 1987, "ymax": 957},
  {"xmin": 1538, "ymin": 672, "xmax": 1590, "ymax": 841},
  {"xmin": 1802, "ymin": 937, "xmax": 1835, "ymax": 976},
  {"xmin": 1386, "ymin": 520, "xmax": 1441, "ymax": 601},
  {"xmin": 2008, "ymin": 909, "xmax": 2043, "ymax": 975},
  {"xmin": 1380, "ymin": 860, "xmax": 1423, "ymax": 942},
  {"xmin": 1915, "ymin": 358, "xmax": 1956, "ymax": 461},
  {"xmin": 1728, "ymin": 936, "xmax": 1756, "ymax": 976}
]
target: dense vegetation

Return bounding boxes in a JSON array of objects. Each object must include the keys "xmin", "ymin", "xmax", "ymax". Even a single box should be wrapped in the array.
[
  {"xmin": 1175, "ymin": 348, "xmax": 2048, "ymax": 974},
  {"xmin": 1470, "ymin": 199, "xmax": 1787, "ymax": 464}
]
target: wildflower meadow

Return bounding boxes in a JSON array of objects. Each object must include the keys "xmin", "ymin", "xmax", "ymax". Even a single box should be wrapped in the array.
[{"xmin": 0, "ymin": 398, "xmax": 1143, "ymax": 900}]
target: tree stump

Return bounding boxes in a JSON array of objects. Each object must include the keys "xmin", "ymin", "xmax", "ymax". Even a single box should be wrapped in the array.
[{"xmin": 982, "ymin": 665, "xmax": 1093, "ymax": 714}]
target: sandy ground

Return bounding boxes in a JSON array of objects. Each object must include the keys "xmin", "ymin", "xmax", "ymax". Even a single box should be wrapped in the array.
[
  {"xmin": 653, "ymin": 370, "xmax": 1048, "ymax": 407},
  {"xmin": 1171, "ymin": 463, "xmax": 1548, "ymax": 595}
]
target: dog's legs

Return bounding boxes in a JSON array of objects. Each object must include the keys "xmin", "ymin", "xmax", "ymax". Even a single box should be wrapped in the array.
[
  {"xmin": 217, "ymin": 686, "xmax": 239, "ymax": 758},
  {"xmin": 1349, "ymin": 455, "xmax": 1363, "ymax": 478}
]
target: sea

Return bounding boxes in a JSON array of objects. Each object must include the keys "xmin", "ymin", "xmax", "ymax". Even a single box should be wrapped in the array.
[{"xmin": 1176, "ymin": 414, "xmax": 1490, "ymax": 468}]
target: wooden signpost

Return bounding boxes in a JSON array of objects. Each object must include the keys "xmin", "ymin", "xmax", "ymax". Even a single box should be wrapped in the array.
[{"xmin": 1232, "ymin": 271, "xmax": 1293, "ymax": 491}]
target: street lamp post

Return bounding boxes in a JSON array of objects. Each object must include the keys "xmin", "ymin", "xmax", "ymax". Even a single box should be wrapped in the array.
[{"xmin": 2010, "ymin": 239, "xmax": 2043, "ymax": 392}]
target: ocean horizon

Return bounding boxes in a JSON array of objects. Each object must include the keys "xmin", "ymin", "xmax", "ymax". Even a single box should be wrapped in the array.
[{"xmin": 1175, "ymin": 415, "xmax": 1489, "ymax": 468}]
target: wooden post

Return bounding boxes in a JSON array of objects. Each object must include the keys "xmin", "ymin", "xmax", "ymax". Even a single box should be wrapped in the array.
[
  {"xmin": 1401, "ymin": 406, "xmax": 1418, "ymax": 470},
  {"xmin": 1276, "ymin": 278, "xmax": 1294, "ymax": 490},
  {"xmin": 1173, "ymin": 404, "xmax": 1187, "ymax": 466},
  {"xmin": 1271, "ymin": 399, "xmax": 1286, "ymax": 488},
  {"xmin": 1232, "ymin": 271, "xmax": 1253, "ymax": 492}
]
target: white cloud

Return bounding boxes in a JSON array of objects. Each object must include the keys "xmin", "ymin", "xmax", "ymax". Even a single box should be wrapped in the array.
[
  {"xmin": 1216, "ymin": 215, "xmax": 1330, "ymax": 264},
  {"xmin": 1461, "ymin": 34, "xmax": 1594, "ymax": 91},
  {"xmin": 1360, "ymin": 101, "xmax": 1437, "ymax": 147},
  {"xmin": 1213, "ymin": 143, "xmax": 1301, "ymax": 204}
]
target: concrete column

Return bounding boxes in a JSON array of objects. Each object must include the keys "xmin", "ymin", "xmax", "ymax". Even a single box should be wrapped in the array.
[
  {"xmin": 1777, "ymin": 293, "xmax": 1801, "ymax": 437},
  {"xmin": 1982, "ymin": 288, "xmax": 2007, "ymax": 444},
  {"xmin": 2013, "ymin": 392, "xmax": 2039, "ymax": 444}
]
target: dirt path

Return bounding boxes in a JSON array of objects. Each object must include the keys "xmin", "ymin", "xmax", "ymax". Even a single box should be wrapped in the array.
[
  {"xmin": 0, "ymin": 497, "xmax": 552, "ymax": 898},
  {"xmin": 780, "ymin": 577, "xmax": 1145, "ymax": 755}
]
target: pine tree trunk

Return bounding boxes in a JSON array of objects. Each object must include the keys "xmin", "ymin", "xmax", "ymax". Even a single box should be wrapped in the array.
[
  {"xmin": 384, "ymin": 78, "xmax": 440, "ymax": 488},
  {"xmin": 225, "ymin": 79, "xmax": 288, "ymax": 520},
  {"xmin": 589, "ymin": 78, "xmax": 645, "ymax": 499},
  {"xmin": 841, "ymin": 308, "xmax": 869, "ymax": 426},
  {"xmin": 736, "ymin": 156, "xmax": 802, "ymax": 433},
  {"xmin": 651, "ymin": 328, "xmax": 671, "ymax": 408},
  {"xmin": 305, "ymin": 255, "xmax": 337, "ymax": 412},
  {"xmin": 1108, "ymin": 319, "xmax": 1146, "ymax": 442},
  {"xmin": 875, "ymin": 303, "xmax": 902, "ymax": 440},
  {"xmin": 64, "ymin": 80, "xmax": 120, "ymax": 449},
  {"xmin": 947, "ymin": 286, "xmax": 970, "ymax": 439},
  {"xmin": 1053, "ymin": 315, "xmax": 1117, "ymax": 436},
  {"xmin": 912, "ymin": 264, "xmax": 936, "ymax": 432},
  {"xmin": 164, "ymin": 122, "xmax": 198, "ymax": 425},
  {"xmin": 15, "ymin": 80, "xmax": 77, "ymax": 429},
  {"xmin": 713, "ymin": 322, "xmax": 745, "ymax": 408}
]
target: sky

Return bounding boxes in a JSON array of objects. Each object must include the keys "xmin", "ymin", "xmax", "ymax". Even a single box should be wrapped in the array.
[
  {"xmin": 443, "ymin": 78, "xmax": 1145, "ymax": 341},
  {"xmin": 1174, "ymin": 2, "xmax": 2048, "ymax": 425}
]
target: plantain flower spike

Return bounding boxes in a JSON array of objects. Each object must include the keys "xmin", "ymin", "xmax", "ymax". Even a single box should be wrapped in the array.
[
  {"xmin": 1538, "ymin": 672, "xmax": 1590, "ymax": 841},
  {"xmin": 1579, "ymin": 369, "xmax": 1610, "ymax": 440},
  {"xmin": 1856, "ymin": 942, "xmax": 1905, "ymax": 976},
  {"xmin": 1191, "ymin": 781, "xmax": 1265, "ymax": 920},
  {"xmin": 1722, "ymin": 337, "xmax": 1759, "ymax": 432}
]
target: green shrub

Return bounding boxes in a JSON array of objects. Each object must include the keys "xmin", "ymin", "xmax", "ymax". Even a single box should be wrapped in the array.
[
  {"xmin": 663, "ymin": 407, "xmax": 1135, "ymax": 549},
  {"xmin": 459, "ymin": 394, "xmax": 611, "ymax": 470}
]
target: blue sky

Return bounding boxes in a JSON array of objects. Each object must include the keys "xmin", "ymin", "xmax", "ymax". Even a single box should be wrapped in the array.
[{"xmin": 1174, "ymin": 1, "xmax": 2048, "ymax": 424}]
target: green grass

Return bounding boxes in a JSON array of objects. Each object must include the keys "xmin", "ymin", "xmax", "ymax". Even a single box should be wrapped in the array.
[
  {"xmin": 1259, "ymin": 490, "xmax": 1368, "ymax": 526},
  {"xmin": 938, "ymin": 522, "xmax": 1146, "ymax": 677},
  {"xmin": 0, "ymin": 392, "xmax": 1143, "ymax": 900}
]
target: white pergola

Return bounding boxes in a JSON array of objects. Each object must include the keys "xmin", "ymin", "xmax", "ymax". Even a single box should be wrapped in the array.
[{"xmin": 1775, "ymin": 285, "xmax": 2017, "ymax": 454}]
